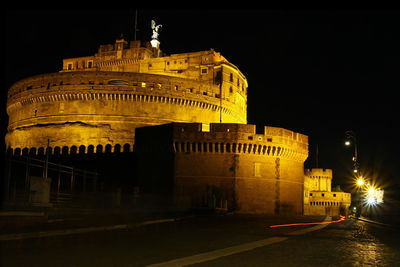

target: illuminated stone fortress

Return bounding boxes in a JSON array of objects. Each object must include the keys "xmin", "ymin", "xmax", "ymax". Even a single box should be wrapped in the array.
[
  {"xmin": 5, "ymin": 23, "xmax": 316, "ymax": 214},
  {"xmin": 6, "ymin": 36, "xmax": 247, "ymax": 153}
]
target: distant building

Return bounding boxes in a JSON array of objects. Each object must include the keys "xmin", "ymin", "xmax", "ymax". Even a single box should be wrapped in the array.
[{"xmin": 304, "ymin": 168, "xmax": 351, "ymax": 216}]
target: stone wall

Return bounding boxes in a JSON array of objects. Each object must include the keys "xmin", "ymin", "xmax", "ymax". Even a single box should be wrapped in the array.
[
  {"xmin": 135, "ymin": 123, "xmax": 309, "ymax": 215},
  {"xmin": 6, "ymin": 71, "xmax": 246, "ymax": 153}
]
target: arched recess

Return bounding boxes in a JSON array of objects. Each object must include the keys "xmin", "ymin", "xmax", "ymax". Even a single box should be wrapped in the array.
[
  {"xmin": 38, "ymin": 147, "xmax": 45, "ymax": 156},
  {"xmin": 79, "ymin": 145, "xmax": 86, "ymax": 154},
  {"xmin": 22, "ymin": 148, "xmax": 29, "ymax": 156},
  {"xmin": 114, "ymin": 144, "xmax": 121, "ymax": 153},
  {"xmin": 14, "ymin": 148, "xmax": 21, "ymax": 156},
  {"xmin": 6, "ymin": 147, "xmax": 13, "ymax": 156},
  {"xmin": 96, "ymin": 144, "xmax": 103, "ymax": 154},
  {"xmin": 29, "ymin": 147, "xmax": 37, "ymax": 156},
  {"xmin": 62, "ymin": 146, "xmax": 69, "ymax": 155},
  {"xmin": 123, "ymin": 143, "xmax": 130, "ymax": 153},
  {"xmin": 88, "ymin": 145, "xmax": 95, "ymax": 154},
  {"xmin": 54, "ymin": 146, "xmax": 61, "ymax": 155},
  {"xmin": 70, "ymin": 146, "xmax": 77, "ymax": 155}
]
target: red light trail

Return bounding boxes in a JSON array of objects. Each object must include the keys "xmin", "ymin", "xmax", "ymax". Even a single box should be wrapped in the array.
[{"xmin": 269, "ymin": 215, "xmax": 346, "ymax": 228}]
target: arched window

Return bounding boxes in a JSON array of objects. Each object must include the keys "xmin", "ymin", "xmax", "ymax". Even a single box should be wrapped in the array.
[
  {"xmin": 105, "ymin": 144, "xmax": 112, "ymax": 153},
  {"xmin": 62, "ymin": 146, "xmax": 69, "ymax": 155},
  {"xmin": 181, "ymin": 142, "xmax": 185, "ymax": 152},
  {"xmin": 79, "ymin": 145, "xmax": 86, "ymax": 154},
  {"xmin": 96, "ymin": 145, "xmax": 103, "ymax": 154},
  {"xmin": 88, "ymin": 145, "xmax": 94, "ymax": 154},
  {"xmin": 70, "ymin": 146, "xmax": 77, "ymax": 155},
  {"xmin": 192, "ymin": 143, "xmax": 196, "ymax": 152},
  {"xmin": 54, "ymin": 147, "xmax": 61, "ymax": 155},
  {"xmin": 14, "ymin": 148, "xmax": 21, "ymax": 156},
  {"xmin": 114, "ymin": 144, "xmax": 121, "ymax": 153},
  {"xmin": 29, "ymin": 147, "xmax": 36, "ymax": 156},
  {"xmin": 38, "ymin": 147, "xmax": 45, "ymax": 156},
  {"xmin": 186, "ymin": 142, "xmax": 191, "ymax": 152},
  {"xmin": 226, "ymin": 143, "xmax": 231, "ymax": 153},
  {"xmin": 123, "ymin": 143, "xmax": 130, "ymax": 153},
  {"xmin": 214, "ymin": 143, "xmax": 219, "ymax": 152}
]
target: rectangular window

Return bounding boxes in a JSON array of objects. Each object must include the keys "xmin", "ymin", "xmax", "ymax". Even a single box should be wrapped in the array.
[
  {"xmin": 254, "ymin": 163, "xmax": 261, "ymax": 177},
  {"xmin": 67, "ymin": 63, "xmax": 73, "ymax": 70}
]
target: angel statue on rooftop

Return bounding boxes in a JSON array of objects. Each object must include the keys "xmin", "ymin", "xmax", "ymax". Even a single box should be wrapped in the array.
[{"xmin": 151, "ymin": 20, "xmax": 162, "ymax": 40}]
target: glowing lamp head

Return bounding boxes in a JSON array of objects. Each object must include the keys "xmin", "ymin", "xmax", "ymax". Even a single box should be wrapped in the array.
[
  {"xmin": 345, "ymin": 140, "xmax": 351, "ymax": 146},
  {"xmin": 367, "ymin": 187, "xmax": 375, "ymax": 196},
  {"xmin": 357, "ymin": 178, "xmax": 364, "ymax": 186},
  {"xmin": 367, "ymin": 196, "xmax": 376, "ymax": 205}
]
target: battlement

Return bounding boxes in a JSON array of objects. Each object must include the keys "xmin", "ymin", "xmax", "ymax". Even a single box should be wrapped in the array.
[
  {"xmin": 169, "ymin": 123, "xmax": 308, "ymax": 162},
  {"xmin": 173, "ymin": 123, "xmax": 308, "ymax": 144},
  {"xmin": 305, "ymin": 168, "xmax": 333, "ymax": 179},
  {"xmin": 304, "ymin": 168, "xmax": 333, "ymax": 192}
]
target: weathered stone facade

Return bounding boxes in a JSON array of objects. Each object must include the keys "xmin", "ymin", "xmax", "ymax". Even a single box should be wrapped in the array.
[
  {"xmin": 6, "ymin": 39, "xmax": 247, "ymax": 154},
  {"xmin": 135, "ymin": 123, "xmax": 309, "ymax": 215}
]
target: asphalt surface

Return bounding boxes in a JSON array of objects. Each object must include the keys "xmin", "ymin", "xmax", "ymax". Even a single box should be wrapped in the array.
[{"xmin": 1, "ymin": 213, "xmax": 399, "ymax": 267}]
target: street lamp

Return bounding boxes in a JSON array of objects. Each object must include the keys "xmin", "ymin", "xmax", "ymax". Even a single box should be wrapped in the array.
[
  {"xmin": 345, "ymin": 130, "xmax": 360, "ymax": 175},
  {"xmin": 356, "ymin": 177, "xmax": 364, "ymax": 187}
]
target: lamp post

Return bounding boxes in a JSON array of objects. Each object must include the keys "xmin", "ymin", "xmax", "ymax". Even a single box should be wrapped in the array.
[{"xmin": 345, "ymin": 130, "xmax": 360, "ymax": 175}]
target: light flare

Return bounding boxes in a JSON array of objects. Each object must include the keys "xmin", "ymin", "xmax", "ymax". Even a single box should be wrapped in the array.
[{"xmin": 269, "ymin": 215, "xmax": 346, "ymax": 228}]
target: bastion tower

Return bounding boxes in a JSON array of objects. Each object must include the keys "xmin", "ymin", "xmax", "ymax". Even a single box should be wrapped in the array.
[{"xmin": 6, "ymin": 33, "xmax": 247, "ymax": 154}]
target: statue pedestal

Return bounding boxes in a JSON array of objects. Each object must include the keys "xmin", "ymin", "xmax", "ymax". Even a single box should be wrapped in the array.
[{"xmin": 151, "ymin": 39, "xmax": 160, "ymax": 49}]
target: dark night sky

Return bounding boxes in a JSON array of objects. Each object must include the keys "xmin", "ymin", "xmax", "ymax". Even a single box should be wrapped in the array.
[{"xmin": 4, "ymin": 9, "xmax": 400, "ymax": 191}]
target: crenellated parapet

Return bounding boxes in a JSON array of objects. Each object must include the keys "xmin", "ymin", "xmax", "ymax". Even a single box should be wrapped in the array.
[
  {"xmin": 135, "ymin": 122, "xmax": 309, "ymax": 214},
  {"xmin": 171, "ymin": 123, "xmax": 308, "ymax": 162}
]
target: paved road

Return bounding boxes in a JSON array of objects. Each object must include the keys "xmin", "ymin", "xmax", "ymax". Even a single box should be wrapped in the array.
[{"xmin": 1, "ymin": 214, "xmax": 399, "ymax": 266}]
